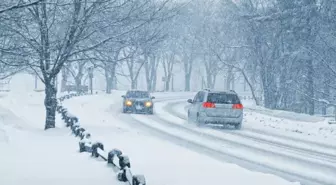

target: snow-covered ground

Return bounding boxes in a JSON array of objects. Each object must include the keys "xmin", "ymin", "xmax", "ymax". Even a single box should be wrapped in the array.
[
  {"xmin": 243, "ymin": 100, "xmax": 336, "ymax": 139},
  {"xmin": 243, "ymin": 107, "xmax": 336, "ymax": 140},
  {"xmin": 60, "ymin": 93, "xmax": 300, "ymax": 185},
  {"xmin": 244, "ymin": 103, "xmax": 325, "ymax": 122},
  {"xmin": 0, "ymin": 102, "xmax": 123, "ymax": 185},
  {"xmin": 0, "ymin": 91, "xmax": 300, "ymax": 185},
  {"xmin": 0, "ymin": 73, "xmax": 334, "ymax": 185}
]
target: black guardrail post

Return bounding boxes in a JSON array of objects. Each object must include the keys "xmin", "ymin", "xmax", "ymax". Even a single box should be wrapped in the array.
[{"xmin": 56, "ymin": 92, "xmax": 147, "ymax": 185}]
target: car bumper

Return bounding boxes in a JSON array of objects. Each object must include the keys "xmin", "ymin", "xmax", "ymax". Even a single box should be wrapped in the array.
[
  {"xmin": 198, "ymin": 114, "xmax": 242, "ymax": 125},
  {"xmin": 124, "ymin": 106, "xmax": 153, "ymax": 113}
]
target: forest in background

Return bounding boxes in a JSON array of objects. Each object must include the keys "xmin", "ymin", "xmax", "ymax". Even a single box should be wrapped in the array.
[{"xmin": 0, "ymin": 0, "xmax": 336, "ymax": 128}]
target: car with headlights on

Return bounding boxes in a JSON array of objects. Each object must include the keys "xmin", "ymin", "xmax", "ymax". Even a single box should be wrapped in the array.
[{"xmin": 121, "ymin": 90, "xmax": 155, "ymax": 114}]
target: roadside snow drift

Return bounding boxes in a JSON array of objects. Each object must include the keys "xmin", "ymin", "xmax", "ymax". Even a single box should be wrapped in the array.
[{"xmin": 0, "ymin": 105, "xmax": 122, "ymax": 185}]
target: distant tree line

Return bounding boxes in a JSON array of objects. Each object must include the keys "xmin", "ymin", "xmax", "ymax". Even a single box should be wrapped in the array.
[{"xmin": 1, "ymin": 0, "xmax": 335, "ymax": 130}]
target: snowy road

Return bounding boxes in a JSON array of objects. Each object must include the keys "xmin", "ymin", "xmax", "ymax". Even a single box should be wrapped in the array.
[
  {"xmin": 61, "ymin": 93, "xmax": 301, "ymax": 185},
  {"xmin": 147, "ymin": 100, "xmax": 336, "ymax": 185},
  {"xmin": 60, "ymin": 93, "xmax": 336, "ymax": 185}
]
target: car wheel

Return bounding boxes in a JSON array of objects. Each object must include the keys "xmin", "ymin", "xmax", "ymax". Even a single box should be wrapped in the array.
[
  {"xmin": 122, "ymin": 108, "xmax": 127, "ymax": 113},
  {"xmin": 234, "ymin": 122, "xmax": 242, "ymax": 130},
  {"xmin": 148, "ymin": 109, "xmax": 154, "ymax": 115},
  {"xmin": 196, "ymin": 113, "xmax": 204, "ymax": 127}
]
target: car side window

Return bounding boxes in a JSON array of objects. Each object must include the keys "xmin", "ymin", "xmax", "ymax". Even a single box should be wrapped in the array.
[
  {"xmin": 197, "ymin": 92, "xmax": 205, "ymax": 102},
  {"xmin": 193, "ymin": 92, "xmax": 200, "ymax": 103},
  {"xmin": 193, "ymin": 92, "xmax": 204, "ymax": 103}
]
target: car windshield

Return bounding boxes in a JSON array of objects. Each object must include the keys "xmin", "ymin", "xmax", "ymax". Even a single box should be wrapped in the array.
[
  {"xmin": 126, "ymin": 91, "xmax": 150, "ymax": 98},
  {"xmin": 207, "ymin": 93, "xmax": 241, "ymax": 104}
]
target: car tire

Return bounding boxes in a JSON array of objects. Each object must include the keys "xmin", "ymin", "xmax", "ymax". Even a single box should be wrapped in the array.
[
  {"xmin": 234, "ymin": 122, "xmax": 242, "ymax": 130},
  {"xmin": 122, "ymin": 108, "xmax": 127, "ymax": 113},
  {"xmin": 196, "ymin": 113, "xmax": 204, "ymax": 127},
  {"xmin": 148, "ymin": 109, "xmax": 154, "ymax": 115}
]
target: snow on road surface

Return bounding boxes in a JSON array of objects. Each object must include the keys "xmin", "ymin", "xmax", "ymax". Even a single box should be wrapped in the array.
[
  {"xmin": 62, "ymin": 93, "xmax": 300, "ymax": 185},
  {"xmin": 158, "ymin": 101, "xmax": 336, "ymax": 160},
  {"xmin": 0, "ymin": 104, "xmax": 123, "ymax": 185},
  {"xmin": 141, "ymin": 99, "xmax": 336, "ymax": 185}
]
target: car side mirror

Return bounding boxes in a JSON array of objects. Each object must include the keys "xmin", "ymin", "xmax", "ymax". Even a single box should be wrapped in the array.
[
  {"xmin": 121, "ymin": 95, "xmax": 125, "ymax": 98},
  {"xmin": 187, "ymin": 99, "xmax": 193, "ymax": 104},
  {"xmin": 151, "ymin": 96, "xmax": 155, "ymax": 99}
]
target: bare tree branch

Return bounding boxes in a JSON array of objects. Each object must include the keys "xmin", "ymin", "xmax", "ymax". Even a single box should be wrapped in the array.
[{"xmin": 0, "ymin": 0, "xmax": 43, "ymax": 14}]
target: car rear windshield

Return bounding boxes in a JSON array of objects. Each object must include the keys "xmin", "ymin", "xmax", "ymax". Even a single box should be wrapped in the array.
[
  {"xmin": 126, "ymin": 91, "xmax": 149, "ymax": 98},
  {"xmin": 207, "ymin": 93, "xmax": 241, "ymax": 104}
]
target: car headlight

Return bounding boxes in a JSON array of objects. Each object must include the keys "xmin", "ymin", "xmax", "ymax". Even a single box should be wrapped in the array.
[
  {"xmin": 125, "ymin": 100, "xmax": 132, "ymax": 106},
  {"xmin": 145, "ymin": 101, "xmax": 152, "ymax": 107}
]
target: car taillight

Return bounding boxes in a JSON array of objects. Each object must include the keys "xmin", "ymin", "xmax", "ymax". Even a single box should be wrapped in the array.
[
  {"xmin": 232, "ymin": 104, "xmax": 243, "ymax": 109},
  {"xmin": 203, "ymin": 102, "xmax": 216, "ymax": 108}
]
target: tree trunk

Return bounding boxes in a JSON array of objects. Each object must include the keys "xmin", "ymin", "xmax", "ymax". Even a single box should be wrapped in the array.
[
  {"xmin": 131, "ymin": 79, "xmax": 137, "ymax": 89},
  {"xmin": 145, "ymin": 55, "xmax": 159, "ymax": 92},
  {"xmin": 307, "ymin": 59, "xmax": 315, "ymax": 115},
  {"xmin": 322, "ymin": 75, "xmax": 330, "ymax": 115},
  {"xmin": 260, "ymin": 64, "xmax": 277, "ymax": 109},
  {"xmin": 44, "ymin": 77, "xmax": 57, "ymax": 130},
  {"xmin": 165, "ymin": 73, "xmax": 171, "ymax": 91},
  {"xmin": 231, "ymin": 73, "xmax": 235, "ymax": 90},
  {"xmin": 240, "ymin": 69, "xmax": 260, "ymax": 106},
  {"xmin": 105, "ymin": 62, "xmax": 117, "ymax": 94},
  {"xmin": 75, "ymin": 76, "xmax": 81, "ymax": 92},
  {"xmin": 226, "ymin": 67, "xmax": 233, "ymax": 90},
  {"xmin": 110, "ymin": 63, "xmax": 117, "ymax": 90},
  {"xmin": 206, "ymin": 73, "xmax": 212, "ymax": 88},
  {"xmin": 129, "ymin": 67, "xmax": 138, "ymax": 90},
  {"xmin": 171, "ymin": 75, "xmax": 174, "ymax": 91},
  {"xmin": 183, "ymin": 57, "xmax": 192, "ymax": 91},
  {"xmin": 184, "ymin": 73, "xmax": 191, "ymax": 91},
  {"xmin": 144, "ymin": 61, "xmax": 152, "ymax": 91},
  {"xmin": 104, "ymin": 67, "xmax": 111, "ymax": 94},
  {"xmin": 205, "ymin": 62, "xmax": 214, "ymax": 89},
  {"xmin": 152, "ymin": 71, "xmax": 157, "ymax": 91},
  {"xmin": 61, "ymin": 67, "xmax": 68, "ymax": 92}
]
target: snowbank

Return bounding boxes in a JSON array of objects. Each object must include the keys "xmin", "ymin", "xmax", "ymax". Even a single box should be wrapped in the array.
[
  {"xmin": 244, "ymin": 102, "xmax": 325, "ymax": 123},
  {"xmin": 238, "ymin": 101, "xmax": 336, "ymax": 140},
  {"xmin": 0, "ymin": 105, "xmax": 122, "ymax": 185}
]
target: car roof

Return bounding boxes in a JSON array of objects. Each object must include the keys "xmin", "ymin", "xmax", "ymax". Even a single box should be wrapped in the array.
[{"xmin": 201, "ymin": 89, "xmax": 237, "ymax": 95}]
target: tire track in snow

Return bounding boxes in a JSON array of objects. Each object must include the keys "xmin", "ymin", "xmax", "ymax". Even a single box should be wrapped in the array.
[
  {"xmin": 122, "ymin": 99, "xmax": 336, "ymax": 185},
  {"xmin": 165, "ymin": 101, "xmax": 336, "ymax": 160}
]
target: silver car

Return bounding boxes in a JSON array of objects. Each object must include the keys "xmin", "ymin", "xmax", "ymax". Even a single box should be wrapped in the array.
[{"xmin": 187, "ymin": 89, "xmax": 243, "ymax": 129}]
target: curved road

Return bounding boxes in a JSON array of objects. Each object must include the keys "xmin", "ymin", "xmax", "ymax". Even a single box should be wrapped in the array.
[
  {"xmin": 113, "ymin": 98, "xmax": 336, "ymax": 185},
  {"xmin": 165, "ymin": 101, "xmax": 336, "ymax": 161}
]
